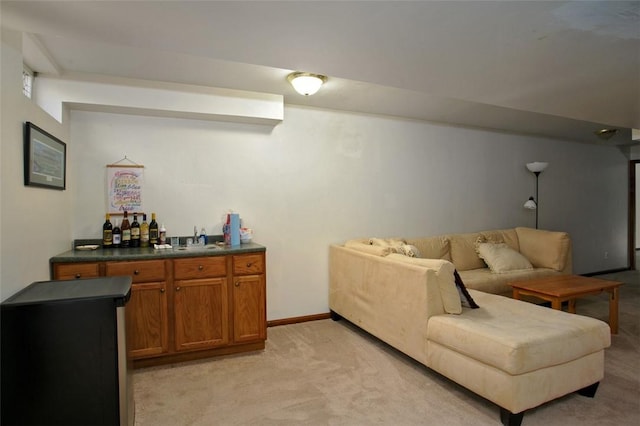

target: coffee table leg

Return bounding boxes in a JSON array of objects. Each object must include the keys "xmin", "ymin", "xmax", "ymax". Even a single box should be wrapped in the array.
[
  {"xmin": 568, "ymin": 299, "xmax": 576, "ymax": 314},
  {"xmin": 609, "ymin": 288, "xmax": 619, "ymax": 334},
  {"xmin": 512, "ymin": 289, "xmax": 521, "ymax": 300},
  {"xmin": 551, "ymin": 299, "xmax": 562, "ymax": 310}
]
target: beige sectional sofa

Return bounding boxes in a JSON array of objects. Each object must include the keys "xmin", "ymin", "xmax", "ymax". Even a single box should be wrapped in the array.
[{"xmin": 329, "ymin": 227, "xmax": 610, "ymax": 426}]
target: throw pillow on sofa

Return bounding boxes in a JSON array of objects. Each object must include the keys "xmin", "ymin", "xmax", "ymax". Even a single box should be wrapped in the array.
[
  {"xmin": 369, "ymin": 238, "xmax": 421, "ymax": 258},
  {"xmin": 476, "ymin": 242, "xmax": 533, "ymax": 274}
]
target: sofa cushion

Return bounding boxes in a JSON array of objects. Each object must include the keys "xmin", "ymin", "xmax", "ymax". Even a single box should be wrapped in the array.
[
  {"xmin": 427, "ymin": 290, "xmax": 611, "ymax": 375},
  {"xmin": 516, "ymin": 227, "xmax": 570, "ymax": 272},
  {"xmin": 387, "ymin": 254, "xmax": 461, "ymax": 314},
  {"xmin": 459, "ymin": 267, "xmax": 561, "ymax": 296},
  {"xmin": 448, "ymin": 232, "xmax": 485, "ymax": 271},
  {"xmin": 405, "ymin": 236, "xmax": 451, "ymax": 261},
  {"xmin": 476, "ymin": 242, "xmax": 533, "ymax": 273}
]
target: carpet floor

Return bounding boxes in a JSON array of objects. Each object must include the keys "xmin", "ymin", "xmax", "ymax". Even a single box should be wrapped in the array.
[{"xmin": 134, "ymin": 269, "xmax": 639, "ymax": 426}]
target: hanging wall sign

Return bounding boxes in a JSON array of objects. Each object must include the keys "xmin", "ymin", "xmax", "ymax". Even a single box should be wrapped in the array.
[{"xmin": 107, "ymin": 158, "xmax": 144, "ymax": 214}]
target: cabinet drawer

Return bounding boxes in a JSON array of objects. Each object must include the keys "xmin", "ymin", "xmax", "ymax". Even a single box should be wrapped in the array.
[
  {"xmin": 233, "ymin": 254, "xmax": 264, "ymax": 275},
  {"xmin": 174, "ymin": 257, "xmax": 226, "ymax": 279},
  {"xmin": 55, "ymin": 263, "xmax": 100, "ymax": 280},
  {"xmin": 105, "ymin": 260, "xmax": 166, "ymax": 283}
]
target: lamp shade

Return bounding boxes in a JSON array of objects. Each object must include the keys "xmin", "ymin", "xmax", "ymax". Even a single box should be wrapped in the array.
[
  {"xmin": 524, "ymin": 197, "xmax": 537, "ymax": 210},
  {"xmin": 526, "ymin": 162, "xmax": 549, "ymax": 173},
  {"xmin": 287, "ymin": 72, "xmax": 327, "ymax": 96}
]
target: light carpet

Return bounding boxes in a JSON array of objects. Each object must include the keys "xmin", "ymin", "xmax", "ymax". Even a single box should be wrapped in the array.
[{"xmin": 134, "ymin": 269, "xmax": 639, "ymax": 425}]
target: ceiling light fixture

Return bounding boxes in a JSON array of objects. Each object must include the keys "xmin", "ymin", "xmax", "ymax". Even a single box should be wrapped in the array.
[
  {"xmin": 287, "ymin": 72, "xmax": 327, "ymax": 96},
  {"xmin": 594, "ymin": 128, "xmax": 618, "ymax": 140}
]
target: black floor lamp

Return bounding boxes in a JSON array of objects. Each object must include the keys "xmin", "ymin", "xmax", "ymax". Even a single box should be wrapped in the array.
[{"xmin": 524, "ymin": 162, "xmax": 548, "ymax": 229}]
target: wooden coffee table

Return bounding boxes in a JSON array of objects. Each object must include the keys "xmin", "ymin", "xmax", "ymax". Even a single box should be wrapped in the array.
[{"xmin": 509, "ymin": 275, "xmax": 622, "ymax": 334}]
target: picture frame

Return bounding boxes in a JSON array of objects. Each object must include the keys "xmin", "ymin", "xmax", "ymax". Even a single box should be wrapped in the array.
[{"xmin": 24, "ymin": 122, "xmax": 66, "ymax": 190}]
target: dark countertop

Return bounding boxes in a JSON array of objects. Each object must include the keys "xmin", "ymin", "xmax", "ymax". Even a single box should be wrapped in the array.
[
  {"xmin": 50, "ymin": 242, "xmax": 266, "ymax": 264},
  {"xmin": 2, "ymin": 276, "xmax": 132, "ymax": 306}
]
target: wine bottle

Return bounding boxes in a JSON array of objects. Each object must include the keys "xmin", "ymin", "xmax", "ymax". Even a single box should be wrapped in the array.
[
  {"xmin": 149, "ymin": 213, "xmax": 159, "ymax": 245},
  {"xmin": 102, "ymin": 213, "xmax": 113, "ymax": 248},
  {"xmin": 140, "ymin": 214, "xmax": 149, "ymax": 247},
  {"xmin": 131, "ymin": 213, "xmax": 140, "ymax": 247},
  {"xmin": 121, "ymin": 211, "xmax": 131, "ymax": 248},
  {"xmin": 113, "ymin": 219, "xmax": 121, "ymax": 248}
]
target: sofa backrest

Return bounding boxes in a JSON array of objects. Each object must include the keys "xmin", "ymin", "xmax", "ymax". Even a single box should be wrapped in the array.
[
  {"xmin": 344, "ymin": 227, "xmax": 571, "ymax": 274},
  {"xmin": 515, "ymin": 227, "xmax": 571, "ymax": 273},
  {"xmin": 405, "ymin": 236, "xmax": 451, "ymax": 261}
]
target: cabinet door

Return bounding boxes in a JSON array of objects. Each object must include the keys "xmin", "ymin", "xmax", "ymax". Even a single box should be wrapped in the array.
[
  {"xmin": 232, "ymin": 274, "xmax": 266, "ymax": 343},
  {"xmin": 126, "ymin": 282, "xmax": 169, "ymax": 359},
  {"xmin": 174, "ymin": 278, "xmax": 229, "ymax": 351}
]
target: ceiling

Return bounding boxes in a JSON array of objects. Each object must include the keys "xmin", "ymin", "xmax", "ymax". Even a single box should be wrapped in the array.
[{"xmin": 2, "ymin": 0, "xmax": 639, "ymax": 145}]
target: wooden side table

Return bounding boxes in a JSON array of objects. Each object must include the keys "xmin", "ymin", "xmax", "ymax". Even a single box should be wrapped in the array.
[{"xmin": 509, "ymin": 275, "xmax": 622, "ymax": 334}]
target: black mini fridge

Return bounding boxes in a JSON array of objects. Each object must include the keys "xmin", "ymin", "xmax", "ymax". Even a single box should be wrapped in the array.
[{"xmin": 1, "ymin": 276, "xmax": 133, "ymax": 426}]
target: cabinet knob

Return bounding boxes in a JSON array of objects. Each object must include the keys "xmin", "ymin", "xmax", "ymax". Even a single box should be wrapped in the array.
[
  {"xmin": 75, "ymin": 273, "xmax": 81, "ymax": 279},
  {"xmin": 235, "ymin": 282, "xmax": 240, "ymax": 287},
  {"xmin": 175, "ymin": 286, "xmax": 181, "ymax": 291},
  {"xmin": 160, "ymin": 288, "xmax": 166, "ymax": 293},
  {"xmin": 246, "ymin": 262, "xmax": 252, "ymax": 268},
  {"xmin": 134, "ymin": 270, "xmax": 140, "ymax": 275},
  {"xmin": 198, "ymin": 265, "xmax": 204, "ymax": 271}
]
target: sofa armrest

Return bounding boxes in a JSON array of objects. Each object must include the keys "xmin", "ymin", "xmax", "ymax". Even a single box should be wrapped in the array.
[
  {"xmin": 329, "ymin": 245, "xmax": 448, "ymax": 365},
  {"xmin": 515, "ymin": 227, "xmax": 572, "ymax": 273}
]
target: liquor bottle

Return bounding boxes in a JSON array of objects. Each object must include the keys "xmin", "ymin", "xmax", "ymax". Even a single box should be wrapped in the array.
[
  {"xmin": 140, "ymin": 214, "xmax": 150, "ymax": 247},
  {"xmin": 113, "ymin": 219, "xmax": 121, "ymax": 248},
  {"xmin": 149, "ymin": 213, "xmax": 159, "ymax": 245},
  {"xmin": 102, "ymin": 213, "xmax": 113, "ymax": 248},
  {"xmin": 121, "ymin": 211, "xmax": 131, "ymax": 248},
  {"xmin": 130, "ymin": 213, "xmax": 140, "ymax": 247}
]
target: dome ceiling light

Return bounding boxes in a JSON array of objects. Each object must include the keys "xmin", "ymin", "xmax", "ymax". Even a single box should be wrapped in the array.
[
  {"xmin": 287, "ymin": 72, "xmax": 327, "ymax": 96},
  {"xmin": 594, "ymin": 128, "xmax": 618, "ymax": 140}
]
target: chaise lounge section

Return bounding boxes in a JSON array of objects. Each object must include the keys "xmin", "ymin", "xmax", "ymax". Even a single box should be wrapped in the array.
[{"xmin": 329, "ymin": 228, "xmax": 610, "ymax": 426}]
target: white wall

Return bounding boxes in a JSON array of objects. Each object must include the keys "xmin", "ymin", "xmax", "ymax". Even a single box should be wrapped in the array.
[
  {"xmin": 0, "ymin": 28, "xmax": 72, "ymax": 301},
  {"xmin": 0, "ymin": 27, "xmax": 630, "ymax": 316},
  {"xmin": 68, "ymin": 106, "xmax": 628, "ymax": 321}
]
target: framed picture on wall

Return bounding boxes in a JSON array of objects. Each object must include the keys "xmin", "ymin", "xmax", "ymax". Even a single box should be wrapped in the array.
[{"xmin": 24, "ymin": 122, "xmax": 66, "ymax": 190}]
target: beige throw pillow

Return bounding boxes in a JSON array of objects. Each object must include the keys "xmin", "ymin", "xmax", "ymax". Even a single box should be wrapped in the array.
[
  {"xmin": 369, "ymin": 238, "xmax": 420, "ymax": 257},
  {"xmin": 476, "ymin": 242, "xmax": 533, "ymax": 274}
]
